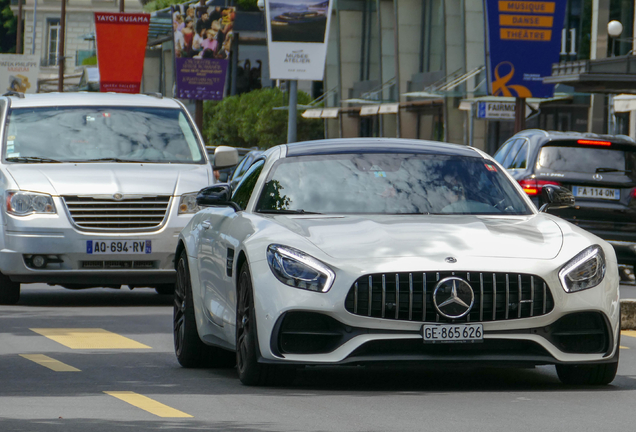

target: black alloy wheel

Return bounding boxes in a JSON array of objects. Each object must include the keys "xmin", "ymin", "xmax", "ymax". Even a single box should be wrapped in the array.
[
  {"xmin": 556, "ymin": 334, "xmax": 620, "ymax": 386},
  {"xmin": 236, "ymin": 263, "xmax": 295, "ymax": 386},
  {"xmin": 173, "ymin": 250, "xmax": 235, "ymax": 368},
  {"xmin": 0, "ymin": 274, "xmax": 20, "ymax": 305}
]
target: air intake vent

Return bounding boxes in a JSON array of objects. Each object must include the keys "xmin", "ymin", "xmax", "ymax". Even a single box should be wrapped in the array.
[
  {"xmin": 64, "ymin": 196, "xmax": 171, "ymax": 231},
  {"xmin": 345, "ymin": 271, "xmax": 554, "ymax": 323}
]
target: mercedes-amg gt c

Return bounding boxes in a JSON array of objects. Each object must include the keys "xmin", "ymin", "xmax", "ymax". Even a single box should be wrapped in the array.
[{"xmin": 173, "ymin": 138, "xmax": 620, "ymax": 386}]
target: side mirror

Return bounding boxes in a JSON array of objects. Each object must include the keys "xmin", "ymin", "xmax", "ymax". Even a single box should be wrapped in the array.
[
  {"xmin": 196, "ymin": 184, "xmax": 240, "ymax": 211},
  {"xmin": 539, "ymin": 185, "xmax": 575, "ymax": 212},
  {"xmin": 213, "ymin": 146, "xmax": 239, "ymax": 170}
]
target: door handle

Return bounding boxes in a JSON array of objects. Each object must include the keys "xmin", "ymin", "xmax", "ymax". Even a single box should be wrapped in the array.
[{"xmin": 201, "ymin": 221, "xmax": 211, "ymax": 230}]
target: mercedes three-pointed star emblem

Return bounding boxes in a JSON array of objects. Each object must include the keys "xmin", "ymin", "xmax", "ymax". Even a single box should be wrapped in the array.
[{"xmin": 433, "ymin": 277, "xmax": 475, "ymax": 319}]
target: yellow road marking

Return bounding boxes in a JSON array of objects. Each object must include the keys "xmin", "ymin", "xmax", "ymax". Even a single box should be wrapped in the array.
[
  {"xmin": 620, "ymin": 346, "xmax": 630, "ymax": 350},
  {"xmin": 105, "ymin": 391, "xmax": 192, "ymax": 418},
  {"xmin": 30, "ymin": 328, "xmax": 151, "ymax": 349},
  {"xmin": 622, "ymin": 330, "xmax": 636, "ymax": 339},
  {"xmin": 20, "ymin": 354, "xmax": 81, "ymax": 372}
]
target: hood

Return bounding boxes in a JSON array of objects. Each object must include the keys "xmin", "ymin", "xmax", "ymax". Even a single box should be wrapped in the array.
[
  {"xmin": 270, "ymin": 214, "xmax": 563, "ymax": 261},
  {"xmin": 6, "ymin": 163, "xmax": 211, "ymax": 196}
]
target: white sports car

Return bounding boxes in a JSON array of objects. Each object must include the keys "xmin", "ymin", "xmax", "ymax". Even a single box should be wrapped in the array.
[{"xmin": 174, "ymin": 138, "xmax": 620, "ymax": 386}]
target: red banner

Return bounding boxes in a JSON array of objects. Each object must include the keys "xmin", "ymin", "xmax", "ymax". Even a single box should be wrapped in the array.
[{"xmin": 94, "ymin": 13, "xmax": 150, "ymax": 93}]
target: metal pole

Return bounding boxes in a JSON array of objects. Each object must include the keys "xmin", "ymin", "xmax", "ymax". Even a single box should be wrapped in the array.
[
  {"xmin": 376, "ymin": 0, "xmax": 383, "ymax": 137},
  {"xmin": 287, "ymin": 80, "xmax": 298, "ymax": 143},
  {"xmin": 194, "ymin": 0, "xmax": 206, "ymax": 132},
  {"xmin": 231, "ymin": 33, "xmax": 239, "ymax": 95},
  {"xmin": 469, "ymin": 102, "xmax": 475, "ymax": 146},
  {"xmin": 31, "ymin": 0, "xmax": 37, "ymax": 55},
  {"xmin": 17, "ymin": 0, "xmax": 22, "ymax": 53},
  {"xmin": 393, "ymin": 0, "xmax": 401, "ymax": 138},
  {"xmin": 514, "ymin": 97, "xmax": 526, "ymax": 133},
  {"xmin": 57, "ymin": 0, "xmax": 66, "ymax": 92},
  {"xmin": 120, "ymin": 0, "xmax": 124, "ymax": 13}
]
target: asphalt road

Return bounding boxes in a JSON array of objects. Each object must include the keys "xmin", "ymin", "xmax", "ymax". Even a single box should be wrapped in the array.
[{"xmin": 2, "ymin": 283, "xmax": 636, "ymax": 432}]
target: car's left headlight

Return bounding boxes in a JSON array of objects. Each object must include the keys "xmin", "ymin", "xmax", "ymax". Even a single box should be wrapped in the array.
[
  {"xmin": 559, "ymin": 245, "xmax": 606, "ymax": 293},
  {"xmin": 267, "ymin": 244, "xmax": 335, "ymax": 293},
  {"xmin": 178, "ymin": 193, "xmax": 200, "ymax": 214},
  {"xmin": 6, "ymin": 191, "xmax": 56, "ymax": 216}
]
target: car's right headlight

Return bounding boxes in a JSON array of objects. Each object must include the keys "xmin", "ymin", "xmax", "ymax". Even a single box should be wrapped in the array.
[
  {"xmin": 558, "ymin": 245, "xmax": 606, "ymax": 293},
  {"xmin": 6, "ymin": 191, "xmax": 56, "ymax": 216},
  {"xmin": 267, "ymin": 244, "xmax": 335, "ymax": 293}
]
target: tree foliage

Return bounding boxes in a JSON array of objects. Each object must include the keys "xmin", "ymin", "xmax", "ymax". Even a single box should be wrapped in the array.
[
  {"xmin": 1, "ymin": 0, "xmax": 17, "ymax": 53},
  {"xmin": 202, "ymin": 87, "xmax": 324, "ymax": 149}
]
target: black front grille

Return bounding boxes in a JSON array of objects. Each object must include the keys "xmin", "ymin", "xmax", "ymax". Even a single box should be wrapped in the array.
[{"xmin": 345, "ymin": 272, "xmax": 554, "ymax": 323}]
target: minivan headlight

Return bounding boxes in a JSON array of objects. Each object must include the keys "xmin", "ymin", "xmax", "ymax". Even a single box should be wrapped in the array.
[
  {"xmin": 178, "ymin": 192, "xmax": 200, "ymax": 214},
  {"xmin": 6, "ymin": 191, "xmax": 56, "ymax": 216},
  {"xmin": 559, "ymin": 245, "xmax": 606, "ymax": 293},
  {"xmin": 267, "ymin": 244, "xmax": 335, "ymax": 293}
]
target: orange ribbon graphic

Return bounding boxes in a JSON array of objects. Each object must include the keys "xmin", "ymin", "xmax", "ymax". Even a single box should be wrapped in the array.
[{"xmin": 492, "ymin": 61, "xmax": 532, "ymax": 97}]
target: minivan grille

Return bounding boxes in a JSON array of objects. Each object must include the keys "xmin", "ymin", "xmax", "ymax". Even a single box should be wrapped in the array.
[
  {"xmin": 345, "ymin": 272, "xmax": 554, "ymax": 323},
  {"xmin": 63, "ymin": 196, "xmax": 171, "ymax": 230}
]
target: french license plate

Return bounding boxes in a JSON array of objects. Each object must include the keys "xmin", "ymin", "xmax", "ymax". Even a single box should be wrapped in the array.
[
  {"xmin": 572, "ymin": 186, "xmax": 619, "ymax": 200},
  {"xmin": 422, "ymin": 324, "xmax": 483, "ymax": 343},
  {"xmin": 86, "ymin": 240, "xmax": 151, "ymax": 254}
]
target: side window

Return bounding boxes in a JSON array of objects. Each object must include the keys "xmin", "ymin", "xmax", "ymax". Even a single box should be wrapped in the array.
[
  {"xmin": 510, "ymin": 141, "xmax": 528, "ymax": 169},
  {"xmin": 501, "ymin": 139, "xmax": 523, "ymax": 168},
  {"xmin": 494, "ymin": 140, "xmax": 514, "ymax": 164},
  {"xmin": 232, "ymin": 160, "xmax": 264, "ymax": 210},
  {"xmin": 230, "ymin": 157, "xmax": 249, "ymax": 182}
]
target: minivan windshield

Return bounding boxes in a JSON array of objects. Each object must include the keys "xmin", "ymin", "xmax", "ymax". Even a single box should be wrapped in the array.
[
  {"xmin": 3, "ymin": 106, "xmax": 205, "ymax": 163},
  {"xmin": 256, "ymin": 153, "xmax": 533, "ymax": 215}
]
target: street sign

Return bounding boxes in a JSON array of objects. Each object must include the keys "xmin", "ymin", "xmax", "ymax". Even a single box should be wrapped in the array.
[{"xmin": 476, "ymin": 101, "xmax": 534, "ymax": 119}]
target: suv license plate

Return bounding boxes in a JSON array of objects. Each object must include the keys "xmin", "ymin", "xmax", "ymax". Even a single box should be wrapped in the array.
[
  {"xmin": 572, "ymin": 186, "xmax": 619, "ymax": 200},
  {"xmin": 422, "ymin": 324, "xmax": 483, "ymax": 344},
  {"xmin": 87, "ymin": 240, "xmax": 151, "ymax": 254}
]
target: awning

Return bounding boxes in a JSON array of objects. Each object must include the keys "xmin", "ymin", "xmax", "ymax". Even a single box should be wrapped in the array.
[{"xmin": 614, "ymin": 94, "xmax": 636, "ymax": 112}]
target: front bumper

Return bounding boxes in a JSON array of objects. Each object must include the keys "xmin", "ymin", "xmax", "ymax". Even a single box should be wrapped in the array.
[{"xmin": 248, "ymin": 258, "xmax": 621, "ymax": 367}]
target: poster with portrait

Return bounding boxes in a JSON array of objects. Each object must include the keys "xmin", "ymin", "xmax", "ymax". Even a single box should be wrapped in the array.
[
  {"xmin": 172, "ymin": 4, "xmax": 235, "ymax": 100},
  {"xmin": 0, "ymin": 54, "xmax": 40, "ymax": 94},
  {"xmin": 94, "ymin": 13, "xmax": 151, "ymax": 93},
  {"xmin": 265, "ymin": 0, "xmax": 332, "ymax": 81}
]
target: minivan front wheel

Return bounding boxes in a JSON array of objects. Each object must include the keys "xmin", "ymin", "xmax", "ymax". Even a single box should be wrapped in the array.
[{"xmin": 0, "ymin": 274, "xmax": 20, "ymax": 305}]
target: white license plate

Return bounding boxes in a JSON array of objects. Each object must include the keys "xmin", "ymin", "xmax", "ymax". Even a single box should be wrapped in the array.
[
  {"xmin": 422, "ymin": 324, "xmax": 483, "ymax": 343},
  {"xmin": 572, "ymin": 186, "xmax": 620, "ymax": 200},
  {"xmin": 87, "ymin": 240, "xmax": 151, "ymax": 254}
]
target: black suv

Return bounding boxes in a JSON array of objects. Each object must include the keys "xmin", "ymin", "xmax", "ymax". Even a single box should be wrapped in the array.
[{"xmin": 495, "ymin": 130, "xmax": 636, "ymax": 272}]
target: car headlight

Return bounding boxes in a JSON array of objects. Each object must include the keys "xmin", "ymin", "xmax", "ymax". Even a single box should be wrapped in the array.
[
  {"xmin": 178, "ymin": 193, "xmax": 200, "ymax": 214},
  {"xmin": 558, "ymin": 245, "xmax": 606, "ymax": 293},
  {"xmin": 267, "ymin": 244, "xmax": 335, "ymax": 293},
  {"xmin": 6, "ymin": 191, "xmax": 56, "ymax": 216}
]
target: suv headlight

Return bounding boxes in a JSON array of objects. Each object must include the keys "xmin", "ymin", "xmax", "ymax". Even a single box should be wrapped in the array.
[
  {"xmin": 178, "ymin": 192, "xmax": 200, "ymax": 214},
  {"xmin": 559, "ymin": 245, "xmax": 606, "ymax": 293},
  {"xmin": 267, "ymin": 244, "xmax": 335, "ymax": 293},
  {"xmin": 6, "ymin": 191, "xmax": 56, "ymax": 216}
]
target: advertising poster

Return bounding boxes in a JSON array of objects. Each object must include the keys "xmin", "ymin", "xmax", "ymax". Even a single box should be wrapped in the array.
[
  {"xmin": 172, "ymin": 4, "xmax": 235, "ymax": 100},
  {"xmin": 483, "ymin": 0, "xmax": 567, "ymax": 98},
  {"xmin": 265, "ymin": 0, "xmax": 333, "ymax": 81},
  {"xmin": 94, "ymin": 12, "xmax": 151, "ymax": 93},
  {"xmin": 0, "ymin": 54, "xmax": 40, "ymax": 94}
]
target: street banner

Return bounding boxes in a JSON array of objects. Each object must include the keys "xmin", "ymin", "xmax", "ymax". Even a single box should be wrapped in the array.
[
  {"xmin": 0, "ymin": 54, "xmax": 40, "ymax": 94},
  {"xmin": 172, "ymin": 4, "xmax": 235, "ymax": 100},
  {"xmin": 265, "ymin": 0, "xmax": 333, "ymax": 81},
  {"xmin": 483, "ymin": 0, "xmax": 567, "ymax": 98},
  {"xmin": 94, "ymin": 12, "xmax": 150, "ymax": 93}
]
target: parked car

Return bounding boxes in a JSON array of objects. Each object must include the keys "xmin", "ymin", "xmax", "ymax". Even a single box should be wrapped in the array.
[
  {"xmin": 174, "ymin": 138, "xmax": 619, "ymax": 386},
  {"xmin": 495, "ymin": 130, "xmax": 636, "ymax": 271},
  {"xmin": 228, "ymin": 149, "xmax": 264, "ymax": 189},
  {"xmin": 206, "ymin": 146, "xmax": 258, "ymax": 182},
  {"xmin": 0, "ymin": 91, "xmax": 237, "ymax": 304}
]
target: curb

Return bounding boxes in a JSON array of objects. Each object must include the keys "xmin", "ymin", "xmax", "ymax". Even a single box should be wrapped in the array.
[{"xmin": 621, "ymin": 299, "xmax": 636, "ymax": 330}]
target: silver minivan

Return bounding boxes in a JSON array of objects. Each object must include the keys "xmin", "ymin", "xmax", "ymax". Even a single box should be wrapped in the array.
[{"xmin": 0, "ymin": 92, "xmax": 234, "ymax": 304}]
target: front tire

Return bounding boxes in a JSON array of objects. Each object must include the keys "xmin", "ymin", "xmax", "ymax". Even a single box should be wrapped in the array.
[
  {"xmin": 173, "ymin": 250, "xmax": 234, "ymax": 368},
  {"xmin": 0, "ymin": 274, "xmax": 20, "ymax": 305},
  {"xmin": 236, "ymin": 263, "xmax": 295, "ymax": 386},
  {"xmin": 556, "ymin": 361, "xmax": 619, "ymax": 385}
]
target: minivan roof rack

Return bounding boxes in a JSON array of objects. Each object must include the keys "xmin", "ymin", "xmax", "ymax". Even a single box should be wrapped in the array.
[
  {"xmin": 2, "ymin": 91, "xmax": 25, "ymax": 98},
  {"xmin": 144, "ymin": 92, "xmax": 164, "ymax": 99}
]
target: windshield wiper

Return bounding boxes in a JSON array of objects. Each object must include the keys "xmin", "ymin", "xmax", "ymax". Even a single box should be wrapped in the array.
[
  {"xmin": 258, "ymin": 209, "xmax": 323, "ymax": 215},
  {"xmin": 80, "ymin": 158, "xmax": 130, "ymax": 163},
  {"xmin": 595, "ymin": 167, "xmax": 632, "ymax": 174},
  {"xmin": 5, "ymin": 156, "xmax": 62, "ymax": 163}
]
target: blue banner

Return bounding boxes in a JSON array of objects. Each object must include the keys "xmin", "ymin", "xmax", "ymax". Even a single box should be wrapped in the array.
[{"xmin": 484, "ymin": 0, "xmax": 567, "ymax": 98}]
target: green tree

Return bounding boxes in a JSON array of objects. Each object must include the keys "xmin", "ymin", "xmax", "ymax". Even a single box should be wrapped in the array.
[
  {"xmin": 202, "ymin": 87, "xmax": 324, "ymax": 149},
  {"xmin": 1, "ymin": 0, "xmax": 17, "ymax": 53}
]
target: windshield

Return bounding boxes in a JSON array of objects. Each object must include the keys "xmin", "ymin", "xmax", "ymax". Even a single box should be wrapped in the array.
[
  {"xmin": 3, "ymin": 106, "xmax": 205, "ymax": 163},
  {"xmin": 256, "ymin": 153, "xmax": 533, "ymax": 215}
]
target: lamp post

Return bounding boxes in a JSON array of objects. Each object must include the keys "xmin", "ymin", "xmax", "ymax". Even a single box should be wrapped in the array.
[{"xmin": 607, "ymin": 20, "xmax": 623, "ymax": 135}]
